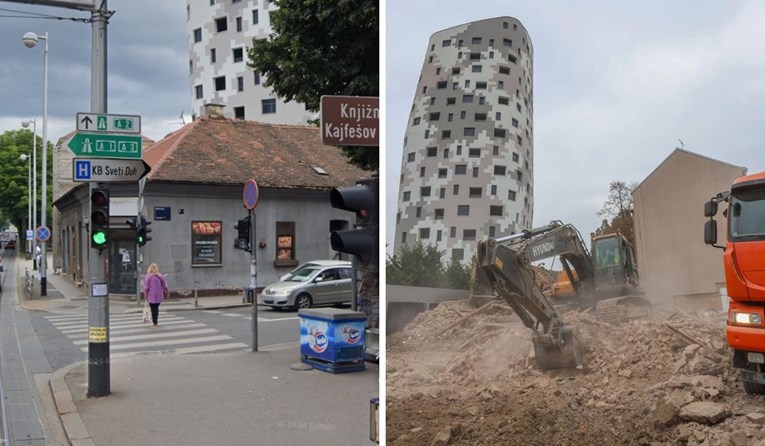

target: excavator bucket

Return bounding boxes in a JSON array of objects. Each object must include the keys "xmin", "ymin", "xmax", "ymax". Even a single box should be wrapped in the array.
[{"xmin": 532, "ymin": 325, "xmax": 584, "ymax": 370}]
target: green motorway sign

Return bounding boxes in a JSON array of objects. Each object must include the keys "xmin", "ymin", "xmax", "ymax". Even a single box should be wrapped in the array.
[{"xmin": 67, "ymin": 132, "xmax": 143, "ymax": 159}]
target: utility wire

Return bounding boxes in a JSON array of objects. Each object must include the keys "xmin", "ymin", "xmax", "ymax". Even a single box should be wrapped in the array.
[{"xmin": 0, "ymin": 7, "xmax": 91, "ymax": 23}]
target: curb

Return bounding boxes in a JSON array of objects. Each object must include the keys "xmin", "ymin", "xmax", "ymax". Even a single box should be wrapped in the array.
[{"xmin": 49, "ymin": 361, "xmax": 95, "ymax": 446}]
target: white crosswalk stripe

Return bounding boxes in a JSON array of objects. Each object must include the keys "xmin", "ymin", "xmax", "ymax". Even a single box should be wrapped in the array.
[
  {"xmin": 202, "ymin": 310, "xmax": 299, "ymax": 323},
  {"xmin": 45, "ymin": 312, "xmax": 248, "ymax": 355}
]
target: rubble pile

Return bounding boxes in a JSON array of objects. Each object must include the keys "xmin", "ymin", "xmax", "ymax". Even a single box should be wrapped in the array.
[{"xmin": 387, "ymin": 300, "xmax": 765, "ymax": 446}]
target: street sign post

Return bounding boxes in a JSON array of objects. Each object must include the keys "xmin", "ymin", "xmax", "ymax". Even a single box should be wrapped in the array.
[
  {"xmin": 73, "ymin": 158, "xmax": 151, "ymax": 182},
  {"xmin": 35, "ymin": 226, "xmax": 50, "ymax": 242},
  {"xmin": 77, "ymin": 112, "xmax": 141, "ymax": 134},
  {"xmin": 320, "ymin": 96, "xmax": 379, "ymax": 146},
  {"xmin": 242, "ymin": 179, "xmax": 260, "ymax": 351},
  {"xmin": 243, "ymin": 179, "xmax": 259, "ymax": 210},
  {"xmin": 67, "ymin": 133, "xmax": 143, "ymax": 158}
]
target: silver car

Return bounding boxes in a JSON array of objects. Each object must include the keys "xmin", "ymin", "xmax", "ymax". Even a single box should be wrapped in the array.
[
  {"xmin": 262, "ymin": 264, "xmax": 353, "ymax": 310},
  {"xmin": 278, "ymin": 259, "xmax": 351, "ymax": 281}
]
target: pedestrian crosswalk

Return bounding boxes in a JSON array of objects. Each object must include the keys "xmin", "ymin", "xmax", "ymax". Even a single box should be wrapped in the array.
[
  {"xmin": 201, "ymin": 309, "xmax": 299, "ymax": 323},
  {"xmin": 44, "ymin": 312, "xmax": 249, "ymax": 357}
]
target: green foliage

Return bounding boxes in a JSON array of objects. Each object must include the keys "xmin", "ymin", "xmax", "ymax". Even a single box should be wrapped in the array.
[
  {"xmin": 0, "ymin": 130, "xmax": 52, "ymax": 234},
  {"xmin": 386, "ymin": 241, "xmax": 471, "ymax": 290},
  {"xmin": 442, "ymin": 259, "xmax": 471, "ymax": 290},
  {"xmin": 247, "ymin": 0, "xmax": 379, "ymax": 171}
]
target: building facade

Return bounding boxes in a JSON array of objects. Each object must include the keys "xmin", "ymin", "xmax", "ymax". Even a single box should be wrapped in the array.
[
  {"xmin": 186, "ymin": 0, "xmax": 312, "ymax": 123},
  {"xmin": 52, "ymin": 104, "xmax": 369, "ymax": 295},
  {"xmin": 394, "ymin": 17, "xmax": 534, "ymax": 263},
  {"xmin": 633, "ymin": 149, "xmax": 746, "ymax": 312}
]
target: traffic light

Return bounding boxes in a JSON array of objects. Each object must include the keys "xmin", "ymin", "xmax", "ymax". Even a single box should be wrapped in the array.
[
  {"xmin": 330, "ymin": 178, "xmax": 378, "ymax": 271},
  {"xmin": 234, "ymin": 215, "xmax": 251, "ymax": 252},
  {"xmin": 90, "ymin": 188, "xmax": 110, "ymax": 249},
  {"xmin": 137, "ymin": 216, "xmax": 152, "ymax": 246}
]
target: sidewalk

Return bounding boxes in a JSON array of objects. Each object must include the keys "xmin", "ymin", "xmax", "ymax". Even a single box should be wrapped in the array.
[{"xmin": 16, "ymin": 257, "xmax": 378, "ymax": 446}]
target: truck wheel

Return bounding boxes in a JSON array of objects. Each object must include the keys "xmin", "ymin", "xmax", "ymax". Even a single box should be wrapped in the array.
[{"xmin": 743, "ymin": 379, "xmax": 765, "ymax": 395}]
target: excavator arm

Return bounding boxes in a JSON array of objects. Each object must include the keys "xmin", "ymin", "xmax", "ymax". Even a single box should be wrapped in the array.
[{"xmin": 475, "ymin": 223, "xmax": 585, "ymax": 369}]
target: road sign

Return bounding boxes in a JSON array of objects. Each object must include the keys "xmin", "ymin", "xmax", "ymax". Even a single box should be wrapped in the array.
[
  {"xmin": 36, "ymin": 226, "xmax": 50, "ymax": 242},
  {"xmin": 26, "ymin": 229, "xmax": 33, "ymax": 241},
  {"xmin": 320, "ymin": 96, "xmax": 379, "ymax": 147},
  {"xmin": 67, "ymin": 133, "xmax": 142, "ymax": 159},
  {"xmin": 243, "ymin": 179, "xmax": 259, "ymax": 210},
  {"xmin": 76, "ymin": 113, "xmax": 141, "ymax": 134},
  {"xmin": 73, "ymin": 158, "xmax": 151, "ymax": 182}
]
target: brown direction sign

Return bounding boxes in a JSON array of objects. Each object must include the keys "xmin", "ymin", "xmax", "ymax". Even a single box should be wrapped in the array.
[{"xmin": 320, "ymin": 95, "xmax": 379, "ymax": 147}]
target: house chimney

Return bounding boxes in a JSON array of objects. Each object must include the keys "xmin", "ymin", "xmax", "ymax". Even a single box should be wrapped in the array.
[{"xmin": 203, "ymin": 103, "xmax": 225, "ymax": 119}]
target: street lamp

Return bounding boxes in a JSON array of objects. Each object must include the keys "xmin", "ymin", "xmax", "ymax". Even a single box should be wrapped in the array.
[
  {"xmin": 20, "ymin": 119, "xmax": 37, "ymax": 262},
  {"xmin": 23, "ymin": 31, "xmax": 49, "ymax": 296},
  {"xmin": 19, "ymin": 154, "xmax": 32, "ymax": 258}
]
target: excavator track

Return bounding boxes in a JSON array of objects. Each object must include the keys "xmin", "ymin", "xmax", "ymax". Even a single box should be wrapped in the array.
[{"xmin": 594, "ymin": 295, "xmax": 651, "ymax": 324}]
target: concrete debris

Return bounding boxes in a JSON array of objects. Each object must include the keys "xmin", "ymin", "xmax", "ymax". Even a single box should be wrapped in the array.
[
  {"xmin": 429, "ymin": 426, "xmax": 451, "ymax": 446},
  {"xmin": 679, "ymin": 401, "xmax": 731, "ymax": 425},
  {"xmin": 388, "ymin": 299, "xmax": 765, "ymax": 445},
  {"xmin": 746, "ymin": 412, "xmax": 765, "ymax": 425}
]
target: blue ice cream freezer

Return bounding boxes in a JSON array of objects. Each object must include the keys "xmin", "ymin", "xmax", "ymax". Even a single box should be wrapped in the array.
[{"xmin": 299, "ymin": 308, "xmax": 366, "ymax": 373}]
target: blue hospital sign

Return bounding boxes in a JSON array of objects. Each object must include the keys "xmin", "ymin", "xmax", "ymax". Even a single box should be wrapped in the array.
[{"xmin": 75, "ymin": 159, "xmax": 92, "ymax": 180}]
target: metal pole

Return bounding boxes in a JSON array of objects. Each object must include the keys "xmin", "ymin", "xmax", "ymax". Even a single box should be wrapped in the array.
[
  {"xmin": 32, "ymin": 119, "xmax": 37, "ymax": 267},
  {"xmin": 27, "ymin": 154, "xmax": 31, "ymax": 256},
  {"xmin": 87, "ymin": 2, "xmax": 110, "ymax": 397},
  {"xmin": 351, "ymin": 256, "xmax": 358, "ymax": 311},
  {"xmin": 40, "ymin": 32, "xmax": 48, "ymax": 296},
  {"xmin": 250, "ymin": 211, "xmax": 258, "ymax": 352},
  {"xmin": 135, "ymin": 178, "xmax": 145, "ymax": 305}
]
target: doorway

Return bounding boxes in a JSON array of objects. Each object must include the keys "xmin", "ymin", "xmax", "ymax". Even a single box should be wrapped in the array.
[{"xmin": 109, "ymin": 231, "xmax": 137, "ymax": 294}]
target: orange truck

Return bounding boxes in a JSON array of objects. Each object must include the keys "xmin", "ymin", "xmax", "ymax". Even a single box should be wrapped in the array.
[{"xmin": 704, "ymin": 171, "xmax": 765, "ymax": 394}]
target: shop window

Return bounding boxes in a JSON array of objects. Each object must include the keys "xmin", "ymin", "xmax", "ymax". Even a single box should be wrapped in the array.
[{"xmin": 275, "ymin": 222, "xmax": 297, "ymax": 266}]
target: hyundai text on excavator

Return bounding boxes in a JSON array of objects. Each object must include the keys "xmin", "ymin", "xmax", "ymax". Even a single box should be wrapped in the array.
[
  {"xmin": 474, "ymin": 221, "xmax": 650, "ymax": 369},
  {"xmin": 704, "ymin": 171, "xmax": 765, "ymax": 394}
]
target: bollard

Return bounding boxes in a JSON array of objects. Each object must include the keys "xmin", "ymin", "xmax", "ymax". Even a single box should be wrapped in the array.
[{"xmin": 194, "ymin": 286, "xmax": 198, "ymax": 307}]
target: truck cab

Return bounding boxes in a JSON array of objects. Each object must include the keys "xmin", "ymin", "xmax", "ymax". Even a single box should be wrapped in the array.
[{"xmin": 705, "ymin": 171, "xmax": 765, "ymax": 394}]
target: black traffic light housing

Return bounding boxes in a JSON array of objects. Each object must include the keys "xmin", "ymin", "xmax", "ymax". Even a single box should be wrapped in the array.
[
  {"xmin": 234, "ymin": 215, "xmax": 251, "ymax": 252},
  {"xmin": 137, "ymin": 216, "xmax": 152, "ymax": 246},
  {"xmin": 330, "ymin": 178, "xmax": 378, "ymax": 272},
  {"xmin": 90, "ymin": 188, "xmax": 110, "ymax": 249}
]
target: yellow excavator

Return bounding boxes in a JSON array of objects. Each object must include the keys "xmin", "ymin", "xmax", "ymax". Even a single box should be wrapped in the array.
[{"xmin": 473, "ymin": 221, "xmax": 650, "ymax": 369}]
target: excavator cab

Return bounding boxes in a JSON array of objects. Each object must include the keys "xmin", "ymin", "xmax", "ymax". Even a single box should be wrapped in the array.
[
  {"xmin": 591, "ymin": 234, "xmax": 649, "ymax": 321},
  {"xmin": 591, "ymin": 234, "xmax": 638, "ymax": 293}
]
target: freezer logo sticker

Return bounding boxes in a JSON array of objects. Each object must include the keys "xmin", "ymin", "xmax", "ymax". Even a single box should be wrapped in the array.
[
  {"xmin": 308, "ymin": 325, "xmax": 328, "ymax": 353},
  {"xmin": 342, "ymin": 326, "xmax": 362, "ymax": 344}
]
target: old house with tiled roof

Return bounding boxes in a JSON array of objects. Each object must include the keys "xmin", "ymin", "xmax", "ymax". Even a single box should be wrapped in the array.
[{"xmin": 53, "ymin": 104, "xmax": 371, "ymax": 296}]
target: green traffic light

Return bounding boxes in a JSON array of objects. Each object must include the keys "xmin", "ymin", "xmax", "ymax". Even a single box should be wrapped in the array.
[
  {"xmin": 92, "ymin": 231, "xmax": 107, "ymax": 246},
  {"xmin": 137, "ymin": 235, "xmax": 145, "ymax": 244}
]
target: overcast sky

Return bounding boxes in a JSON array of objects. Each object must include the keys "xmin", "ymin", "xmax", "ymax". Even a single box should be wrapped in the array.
[
  {"xmin": 385, "ymin": 0, "xmax": 765, "ymax": 256},
  {"xmin": 0, "ymin": 0, "xmax": 188, "ymax": 145}
]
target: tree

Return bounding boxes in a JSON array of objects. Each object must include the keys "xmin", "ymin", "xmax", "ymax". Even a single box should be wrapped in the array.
[
  {"xmin": 386, "ymin": 240, "xmax": 444, "ymax": 288},
  {"xmin": 247, "ymin": 0, "xmax": 378, "ymax": 171},
  {"xmin": 0, "ymin": 130, "xmax": 52, "ymax": 237},
  {"xmin": 386, "ymin": 241, "xmax": 471, "ymax": 290},
  {"xmin": 595, "ymin": 181, "xmax": 638, "ymax": 245}
]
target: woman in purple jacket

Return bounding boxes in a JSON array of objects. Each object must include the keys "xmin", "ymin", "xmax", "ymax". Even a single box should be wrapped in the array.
[{"xmin": 144, "ymin": 263, "xmax": 169, "ymax": 327}]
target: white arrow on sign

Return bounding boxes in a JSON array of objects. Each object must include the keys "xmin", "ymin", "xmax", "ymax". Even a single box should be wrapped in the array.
[
  {"xmin": 72, "ymin": 158, "xmax": 152, "ymax": 183},
  {"xmin": 76, "ymin": 112, "xmax": 141, "ymax": 134}
]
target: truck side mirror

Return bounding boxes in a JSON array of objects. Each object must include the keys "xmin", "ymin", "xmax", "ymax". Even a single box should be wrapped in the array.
[
  {"xmin": 704, "ymin": 200, "xmax": 718, "ymax": 217},
  {"xmin": 704, "ymin": 220, "xmax": 717, "ymax": 245}
]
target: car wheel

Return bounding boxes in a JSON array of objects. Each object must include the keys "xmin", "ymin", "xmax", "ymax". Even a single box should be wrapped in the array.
[{"xmin": 295, "ymin": 294, "xmax": 312, "ymax": 310}]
